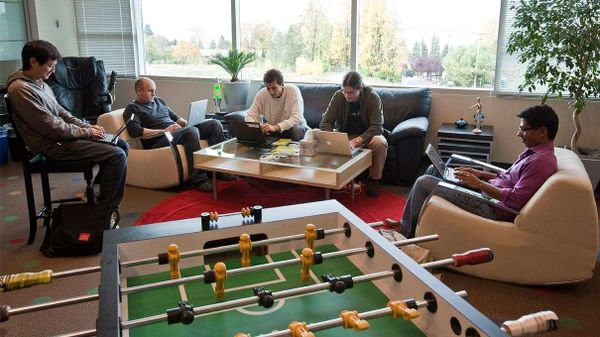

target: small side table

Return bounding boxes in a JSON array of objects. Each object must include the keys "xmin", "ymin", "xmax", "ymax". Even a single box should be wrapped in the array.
[{"xmin": 437, "ymin": 123, "xmax": 494, "ymax": 166}]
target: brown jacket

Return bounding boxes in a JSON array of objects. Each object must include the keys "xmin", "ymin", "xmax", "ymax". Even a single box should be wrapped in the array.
[
  {"xmin": 319, "ymin": 86, "xmax": 384, "ymax": 142},
  {"xmin": 7, "ymin": 70, "xmax": 91, "ymax": 155}
]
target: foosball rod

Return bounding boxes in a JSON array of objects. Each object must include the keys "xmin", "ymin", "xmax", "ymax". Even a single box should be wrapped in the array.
[
  {"xmin": 257, "ymin": 290, "xmax": 469, "ymax": 337},
  {"xmin": 123, "ymin": 221, "xmax": 384, "ymax": 268},
  {"xmin": 121, "ymin": 234, "xmax": 440, "ymax": 295},
  {"xmin": 256, "ymin": 300, "xmax": 557, "ymax": 337},
  {"xmin": 122, "ymin": 248, "xmax": 491, "ymax": 330},
  {"xmin": 0, "ymin": 237, "xmax": 444, "ymax": 323},
  {"xmin": 0, "ymin": 294, "xmax": 99, "ymax": 323},
  {"xmin": 0, "ymin": 221, "xmax": 387, "ymax": 293},
  {"xmin": 0, "ymin": 266, "xmax": 102, "ymax": 292}
]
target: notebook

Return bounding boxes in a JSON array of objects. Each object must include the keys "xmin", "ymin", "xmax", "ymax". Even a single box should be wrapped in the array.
[
  {"xmin": 188, "ymin": 99, "xmax": 208, "ymax": 126},
  {"xmin": 425, "ymin": 143, "xmax": 461, "ymax": 184},
  {"xmin": 92, "ymin": 114, "xmax": 133, "ymax": 145},
  {"xmin": 231, "ymin": 121, "xmax": 276, "ymax": 149},
  {"xmin": 312, "ymin": 130, "xmax": 360, "ymax": 156}
]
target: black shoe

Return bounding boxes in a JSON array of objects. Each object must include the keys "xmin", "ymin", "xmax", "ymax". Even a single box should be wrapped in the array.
[
  {"xmin": 217, "ymin": 173, "xmax": 238, "ymax": 181},
  {"xmin": 366, "ymin": 177, "xmax": 380, "ymax": 198},
  {"xmin": 196, "ymin": 180, "xmax": 214, "ymax": 193}
]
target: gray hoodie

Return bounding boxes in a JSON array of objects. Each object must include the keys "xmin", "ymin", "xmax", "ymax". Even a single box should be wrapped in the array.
[{"xmin": 7, "ymin": 70, "xmax": 92, "ymax": 155}]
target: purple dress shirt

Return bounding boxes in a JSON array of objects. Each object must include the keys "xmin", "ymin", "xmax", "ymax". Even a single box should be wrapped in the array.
[{"xmin": 489, "ymin": 141, "xmax": 557, "ymax": 213}]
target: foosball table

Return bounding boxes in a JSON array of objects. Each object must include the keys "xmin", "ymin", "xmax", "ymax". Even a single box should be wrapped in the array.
[{"xmin": 1, "ymin": 200, "xmax": 558, "ymax": 337}]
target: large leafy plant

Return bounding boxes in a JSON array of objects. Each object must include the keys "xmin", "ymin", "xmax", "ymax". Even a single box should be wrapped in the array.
[
  {"xmin": 506, "ymin": 0, "xmax": 600, "ymax": 155},
  {"xmin": 208, "ymin": 49, "xmax": 257, "ymax": 82}
]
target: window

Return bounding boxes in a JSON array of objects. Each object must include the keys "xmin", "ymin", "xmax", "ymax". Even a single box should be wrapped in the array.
[
  {"xmin": 239, "ymin": 0, "xmax": 351, "ymax": 83},
  {"xmin": 140, "ymin": 0, "xmax": 232, "ymax": 79},
  {"xmin": 494, "ymin": 0, "xmax": 546, "ymax": 94},
  {"xmin": 74, "ymin": 0, "xmax": 136, "ymax": 77},
  {"xmin": 359, "ymin": 0, "xmax": 500, "ymax": 88},
  {"xmin": 0, "ymin": 0, "xmax": 27, "ymax": 62},
  {"xmin": 134, "ymin": 0, "xmax": 502, "ymax": 89}
]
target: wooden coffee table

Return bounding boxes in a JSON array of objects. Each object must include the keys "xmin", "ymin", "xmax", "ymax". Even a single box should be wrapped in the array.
[{"xmin": 193, "ymin": 139, "xmax": 372, "ymax": 200}]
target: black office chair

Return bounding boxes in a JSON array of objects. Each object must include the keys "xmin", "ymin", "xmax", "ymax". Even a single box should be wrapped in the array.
[
  {"xmin": 45, "ymin": 57, "xmax": 116, "ymax": 124},
  {"xmin": 4, "ymin": 94, "xmax": 95, "ymax": 245}
]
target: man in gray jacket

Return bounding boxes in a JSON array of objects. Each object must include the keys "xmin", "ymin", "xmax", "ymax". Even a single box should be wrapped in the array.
[
  {"xmin": 320, "ymin": 71, "xmax": 388, "ymax": 197},
  {"xmin": 7, "ymin": 40, "xmax": 127, "ymax": 220}
]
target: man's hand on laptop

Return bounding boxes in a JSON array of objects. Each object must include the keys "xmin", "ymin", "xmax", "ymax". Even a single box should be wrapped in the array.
[
  {"xmin": 88, "ymin": 125, "xmax": 105, "ymax": 139},
  {"xmin": 165, "ymin": 123, "xmax": 182, "ymax": 133},
  {"xmin": 455, "ymin": 167, "xmax": 496, "ymax": 180},
  {"xmin": 454, "ymin": 170, "xmax": 483, "ymax": 189},
  {"xmin": 349, "ymin": 137, "xmax": 363, "ymax": 149},
  {"xmin": 260, "ymin": 123, "xmax": 279, "ymax": 135}
]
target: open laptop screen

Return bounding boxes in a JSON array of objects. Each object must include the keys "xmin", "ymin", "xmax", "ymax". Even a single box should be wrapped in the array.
[
  {"xmin": 231, "ymin": 121, "xmax": 273, "ymax": 148},
  {"xmin": 425, "ymin": 144, "xmax": 448, "ymax": 177}
]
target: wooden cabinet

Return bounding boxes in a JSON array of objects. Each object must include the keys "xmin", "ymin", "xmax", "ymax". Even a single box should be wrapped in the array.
[{"xmin": 437, "ymin": 123, "xmax": 494, "ymax": 166}]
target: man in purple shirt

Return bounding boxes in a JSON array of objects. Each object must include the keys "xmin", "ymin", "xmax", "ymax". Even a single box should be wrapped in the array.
[{"xmin": 388, "ymin": 104, "xmax": 559, "ymax": 238}]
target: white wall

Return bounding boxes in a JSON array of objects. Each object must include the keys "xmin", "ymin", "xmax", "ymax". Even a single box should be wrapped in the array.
[
  {"xmin": 113, "ymin": 77, "xmax": 600, "ymax": 164},
  {"xmin": 34, "ymin": 0, "xmax": 78, "ymax": 57}
]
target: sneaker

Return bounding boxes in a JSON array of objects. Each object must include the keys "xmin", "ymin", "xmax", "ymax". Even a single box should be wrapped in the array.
[
  {"xmin": 217, "ymin": 173, "xmax": 238, "ymax": 181},
  {"xmin": 196, "ymin": 180, "xmax": 214, "ymax": 193},
  {"xmin": 366, "ymin": 177, "xmax": 380, "ymax": 198},
  {"xmin": 110, "ymin": 208, "xmax": 121, "ymax": 229}
]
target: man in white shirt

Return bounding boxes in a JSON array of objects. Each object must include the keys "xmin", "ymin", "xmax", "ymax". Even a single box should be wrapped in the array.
[{"xmin": 245, "ymin": 69, "xmax": 308, "ymax": 141}]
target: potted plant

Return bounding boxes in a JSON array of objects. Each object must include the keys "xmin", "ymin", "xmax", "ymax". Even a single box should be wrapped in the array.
[
  {"xmin": 506, "ymin": 0, "xmax": 600, "ymax": 189},
  {"xmin": 208, "ymin": 49, "xmax": 257, "ymax": 112}
]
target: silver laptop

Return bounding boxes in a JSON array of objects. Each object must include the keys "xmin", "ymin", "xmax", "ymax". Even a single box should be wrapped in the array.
[
  {"xmin": 312, "ymin": 130, "xmax": 360, "ymax": 156},
  {"xmin": 188, "ymin": 99, "xmax": 208, "ymax": 126},
  {"xmin": 92, "ymin": 114, "xmax": 133, "ymax": 145},
  {"xmin": 425, "ymin": 144, "xmax": 460, "ymax": 183}
]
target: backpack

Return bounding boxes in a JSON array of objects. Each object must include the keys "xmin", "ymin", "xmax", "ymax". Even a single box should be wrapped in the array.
[{"xmin": 40, "ymin": 202, "xmax": 112, "ymax": 257}]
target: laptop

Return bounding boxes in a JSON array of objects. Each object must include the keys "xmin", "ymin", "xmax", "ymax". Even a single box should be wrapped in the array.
[
  {"xmin": 312, "ymin": 130, "xmax": 360, "ymax": 156},
  {"xmin": 188, "ymin": 99, "xmax": 208, "ymax": 126},
  {"xmin": 425, "ymin": 143, "xmax": 461, "ymax": 184},
  {"xmin": 231, "ymin": 121, "xmax": 275, "ymax": 149},
  {"xmin": 92, "ymin": 114, "xmax": 134, "ymax": 145}
]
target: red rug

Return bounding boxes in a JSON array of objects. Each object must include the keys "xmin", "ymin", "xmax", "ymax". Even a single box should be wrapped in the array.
[{"xmin": 136, "ymin": 179, "xmax": 406, "ymax": 225}]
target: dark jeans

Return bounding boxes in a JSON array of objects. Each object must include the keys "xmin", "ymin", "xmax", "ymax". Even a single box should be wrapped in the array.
[
  {"xmin": 150, "ymin": 120, "xmax": 225, "ymax": 184},
  {"xmin": 44, "ymin": 138, "xmax": 128, "ymax": 209}
]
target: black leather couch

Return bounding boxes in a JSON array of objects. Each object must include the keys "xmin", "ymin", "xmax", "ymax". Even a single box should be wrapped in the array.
[{"xmin": 225, "ymin": 83, "xmax": 432, "ymax": 185}]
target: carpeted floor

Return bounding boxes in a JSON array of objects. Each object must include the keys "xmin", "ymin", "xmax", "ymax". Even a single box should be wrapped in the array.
[
  {"xmin": 136, "ymin": 178, "xmax": 406, "ymax": 225},
  {"xmin": 0, "ymin": 159, "xmax": 598, "ymax": 337}
]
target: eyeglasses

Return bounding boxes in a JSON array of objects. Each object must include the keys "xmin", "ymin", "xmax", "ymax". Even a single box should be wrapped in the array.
[{"xmin": 518, "ymin": 126, "xmax": 537, "ymax": 132}]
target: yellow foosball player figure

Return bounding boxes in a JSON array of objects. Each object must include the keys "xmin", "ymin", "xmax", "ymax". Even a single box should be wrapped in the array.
[
  {"xmin": 239, "ymin": 233, "xmax": 252, "ymax": 267},
  {"xmin": 214, "ymin": 262, "xmax": 227, "ymax": 298},
  {"xmin": 340, "ymin": 310, "xmax": 370, "ymax": 331},
  {"xmin": 304, "ymin": 224, "xmax": 317, "ymax": 250},
  {"xmin": 289, "ymin": 321, "xmax": 315, "ymax": 337},
  {"xmin": 168, "ymin": 244, "xmax": 181, "ymax": 279},
  {"xmin": 300, "ymin": 247, "xmax": 314, "ymax": 282},
  {"xmin": 388, "ymin": 300, "xmax": 420, "ymax": 320}
]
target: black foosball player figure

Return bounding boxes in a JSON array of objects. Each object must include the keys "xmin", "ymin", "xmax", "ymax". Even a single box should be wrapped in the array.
[
  {"xmin": 240, "ymin": 205, "xmax": 263, "ymax": 224},
  {"xmin": 200, "ymin": 211, "xmax": 219, "ymax": 230}
]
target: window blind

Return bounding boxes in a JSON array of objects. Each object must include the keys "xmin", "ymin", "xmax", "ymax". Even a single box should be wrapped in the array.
[
  {"xmin": 73, "ymin": 0, "xmax": 136, "ymax": 77},
  {"xmin": 495, "ymin": 0, "xmax": 546, "ymax": 95}
]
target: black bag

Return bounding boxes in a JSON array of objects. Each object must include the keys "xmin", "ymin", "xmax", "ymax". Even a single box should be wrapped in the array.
[{"xmin": 40, "ymin": 203, "xmax": 112, "ymax": 257}]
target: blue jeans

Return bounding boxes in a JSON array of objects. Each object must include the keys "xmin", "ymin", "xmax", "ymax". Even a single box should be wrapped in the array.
[{"xmin": 401, "ymin": 165, "xmax": 498, "ymax": 238}]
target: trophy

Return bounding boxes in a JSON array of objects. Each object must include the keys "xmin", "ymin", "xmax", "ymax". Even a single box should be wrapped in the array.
[{"xmin": 469, "ymin": 97, "xmax": 484, "ymax": 135}]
